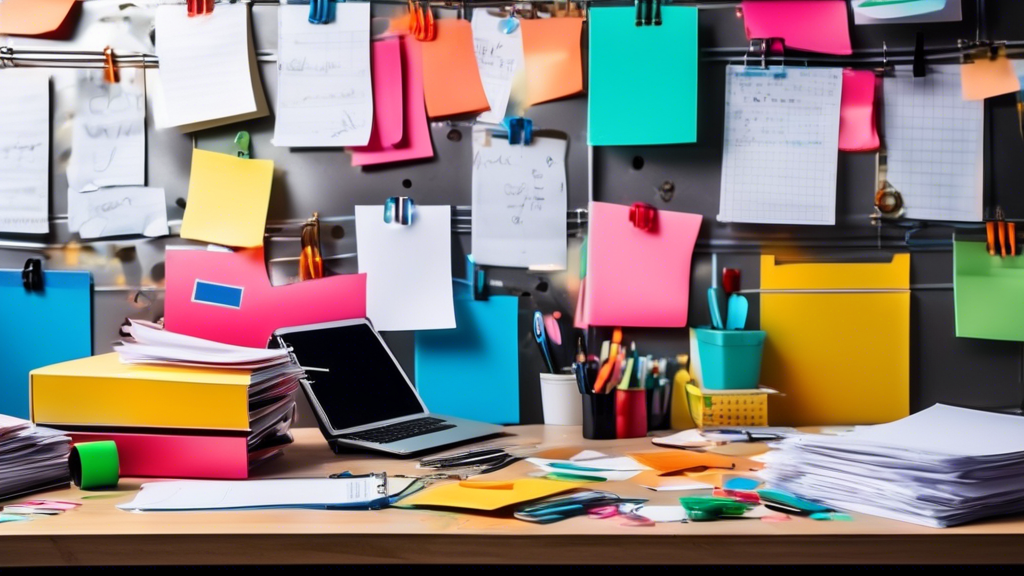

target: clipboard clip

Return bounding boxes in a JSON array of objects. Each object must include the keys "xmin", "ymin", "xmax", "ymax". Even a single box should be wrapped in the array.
[
  {"xmin": 629, "ymin": 202, "xmax": 658, "ymax": 232},
  {"xmin": 22, "ymin": 259, "xmax": 43, "ymax": 293},
  {"xmin": 103, "ymin": 47, "xmax": 119, "ymax": 84},
  {"xmin": 634, "ymin": 0, "xmax": 662, "ymax": 27},
  {"xmin": 384, "ymin": 196, "xmax": 415, "ymax": 226},
  {"xmin": 187, "ymin": 0, "xmax": 214, "ymax": 17}
]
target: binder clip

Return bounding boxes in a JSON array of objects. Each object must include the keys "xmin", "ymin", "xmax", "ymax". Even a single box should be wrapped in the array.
[
  {"xmin": 634, "ymin": 0, "xmax": 661, "ymax": 27},
  {"xmin": 467, "ymin": 255, "xmax": 489, "ymax": 301},
  {"xmin": 629, "ymin": 202, "xmax": 658, "ymax": 232},
  {"xmin": 308, "ymin": 0, "xmax": 336, "ymax": 25},
  {"xmin": 300, "ymin": 212, "xmax": 324, "ymax": 280},
  {"xmin": 187, "ymin": 0, "xmax": 214, "ymax": 17},
  {"xmin": 913, "ymin": 32, "xmax": 926, "ymax": 78},
  {"xmin": 722, "ymin": 268, "xmax": 741, "ymax": 296},
  {"xmin": 987, "ymin": 207, "xmax": 1016, "ymax": 258},
  {"xmin": 503, "ymin": 117, "xmax": 533, "ymax": 145},
  {"xmin": 384, "ymin": 196, "xmax": 415, "ymax": 226},
  {"xmin": 500, "ymin": 5, "xmax": 520, "ymax": 34},
  {"xmin": 743, "ymin": 38, "xmax": 785, "ymax": 77},
  {"xmin": 409, "ymin": 1, "xmax": 436, "ymax": 42},
  {"xmin": 22, "ymin": 259, "xmax": 43, "ymax": 293},
  {"xmin": 103, "ymin": 46, "xmax": 119, "ymax": 84},
  {"xmin": 234, "ymin": 131, "xmax": 251, "ymax": 159},
  {"xmin": 879, "ymin": 42, "xmax": 894, "ymax": 77}
]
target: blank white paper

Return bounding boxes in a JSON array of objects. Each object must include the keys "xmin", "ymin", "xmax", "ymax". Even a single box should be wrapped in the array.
[
  {"xmin": 273, "ymin": 4, "xmax": 372, "ymax": 148},
  {"xmin": 0, "ymin": 73, "xmax": 50, "ymax": 234},
  {"xmin": 883, "ymin": 66, "xmax": 984, "ymax": 222},
  {"xmin": 355, "ymin": 205, "xmax": 456, "ymax": 332},
  {"xmin": 68, "ymin": 69, "xmax": 146, "ymax": 192},
  {"xmin": 67, "ymin": 186, "xmax": 168, "ymax": 239},
  {"xmin": 118, "ymin": 477, "xmax": 387, "ymax": 511},
  {"xmin": 471, "ymin": 131, "xmax": 568, "ymax": 269},
  {"xmin": 718, "ymin": 66, "xmax": 842, "ymax": 225},
  {"xmin": 472, "ymin": 8, "xmax": 523, "ymax": 125},
  {"xmin": 154, "ymin": 4, "xmax": 268, "ymax": 132}
]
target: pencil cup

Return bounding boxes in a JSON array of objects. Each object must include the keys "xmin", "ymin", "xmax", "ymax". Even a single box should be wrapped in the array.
[
  {"xmin": 646, "ymin": 386, "xmax": 672, "ymax": 431},
  {"xmin": 615, "ymin": 388, "xmax": 648, "ymax": 439},
  {"xmin": 694, "ymin": 328, "xmax": 766, "ymax": 390},
  {"xmin": 540, "ymin": 374, "xmax": 583, "ymax": 425},
  {"xmin": 582, "ymin": 393, "xmax": 617, "ymax": 440}
]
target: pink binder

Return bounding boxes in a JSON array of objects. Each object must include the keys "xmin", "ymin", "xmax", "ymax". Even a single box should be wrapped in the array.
[{"xmin": 164, "ymin": 247, "xmax": 366, "ymax": 347}]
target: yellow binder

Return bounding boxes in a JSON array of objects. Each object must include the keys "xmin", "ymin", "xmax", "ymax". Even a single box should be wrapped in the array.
[
  {"xmin": 30, "ymin": 353, "xmax": 252, "ymax": 431},
  {"xmin": 760, "ymin": 254, "xmax": 910, "ymax": 426}
]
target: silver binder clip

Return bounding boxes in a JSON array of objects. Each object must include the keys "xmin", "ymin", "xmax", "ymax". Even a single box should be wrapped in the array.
[{"xmin": 0, "ymin": 46, "xmax": 14, "ymax": 69}]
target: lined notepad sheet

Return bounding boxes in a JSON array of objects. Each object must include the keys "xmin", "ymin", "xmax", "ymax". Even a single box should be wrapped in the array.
[
  {"xmin": 718, "ymin": 66, "xmax": 842, "ymax": 226},
  {"xmin": 883, "ymin": 66, "xmax": 984, "ymax": 222},
  {"xmin": 0, "ymin": 73, "xmax": 50, "ymax": 234}
]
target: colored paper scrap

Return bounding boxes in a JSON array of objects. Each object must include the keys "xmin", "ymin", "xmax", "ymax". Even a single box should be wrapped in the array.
[
  {"xmin": 961, "ymin": 51, "xmax": 1021, "ymax": 101},
  {"xmin": 520, "ymin": 17, "xmax": 584, "ymax": 106},
  {"xmin": 420, "ymin": 19, "xmax": 490, "ymax": 118},
  {"xmin": 839, "ymin": 69, "xmax": 880, "ymax": 152},
  {"xmin": 180, "ymin": 149, "xmax": 274, "ymax": 248},
  {"xmin": 953, "ymin": 240, "xmax": 1024, "ymax": 342},
  {"xmin": 741, "ymin": 1, "xmax": 852, "ymax": 55}
]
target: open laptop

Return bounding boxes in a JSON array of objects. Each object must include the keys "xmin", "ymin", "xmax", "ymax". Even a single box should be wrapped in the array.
[{"xmin": 274, "ymin": 319, "xmax": 504, "ymax": 456}]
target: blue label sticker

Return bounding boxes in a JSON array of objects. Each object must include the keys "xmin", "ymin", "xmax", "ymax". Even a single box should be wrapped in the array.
[{"xmin": 192, "ymin": 280, "xmax": 244, "ymax": 309}]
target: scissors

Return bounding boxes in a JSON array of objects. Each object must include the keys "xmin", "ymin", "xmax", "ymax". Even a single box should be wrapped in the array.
[{"xmin": 533, "ymin": 311, "xmax": 556, "ymax": 373}]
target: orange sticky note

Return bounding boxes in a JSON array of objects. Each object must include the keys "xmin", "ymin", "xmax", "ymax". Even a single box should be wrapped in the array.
[
  {"xmin": 961, "ymin": 52, "xmax": 1021, "ymax": 101},
  {"xmin": 420, "ymin": 19, "xmax": 489, "ymax": 118},
  {"xmin": 521, "ymin": 17, "xmax": 585, "ymax": 106},
  {"xmin": 628, "ymin": 451, "xmax": 763, "ymax": 475},
  {"xmin": 0, "ymin": 0, "xmax": 79, "ymax": 37}
]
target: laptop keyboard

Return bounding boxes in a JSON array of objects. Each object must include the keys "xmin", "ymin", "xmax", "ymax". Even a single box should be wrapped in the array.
[{"xmin": 340, "ymin": 417, "xmax": 456, "ymax": 445}]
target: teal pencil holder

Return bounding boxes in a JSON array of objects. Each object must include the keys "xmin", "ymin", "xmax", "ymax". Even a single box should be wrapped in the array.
[{"xmin": 695, "ymin": 328, "xmax": 766, "ymax": 390}]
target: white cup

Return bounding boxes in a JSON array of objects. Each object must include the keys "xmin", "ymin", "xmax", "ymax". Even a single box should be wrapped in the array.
[{"xmin": 540, "ymin": 373, "xmax": 583, "ymax": 426}]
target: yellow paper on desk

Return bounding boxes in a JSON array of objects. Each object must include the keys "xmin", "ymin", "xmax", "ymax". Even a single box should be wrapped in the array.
[
  {"xmin": 180, "ymin": 149, "xmax": 274, "ymax": 248},
  {"xmin": 399, "ymin": 479, "xmax": 580, "ymax": 511},
  {"xmin": 760, "ymin": 254, "xmax": 910, "ymax": 426}
]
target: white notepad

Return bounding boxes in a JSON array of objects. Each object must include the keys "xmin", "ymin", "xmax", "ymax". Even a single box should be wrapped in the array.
[
  {"xmin": 718, "ymin": 66, "xmax": 842, "ymax": 226},
  {"xmin": 0, "ymin": 73, "xmax": 50, "ymax": 234},
  {"xmin": 883, "ymin": 65, "xmax": 984, "ymax": 222}
]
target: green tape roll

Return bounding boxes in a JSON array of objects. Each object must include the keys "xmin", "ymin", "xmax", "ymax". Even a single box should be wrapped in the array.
[{"xmin": 70, "ymin": 441, "xmax": 119, "ymax": 490}]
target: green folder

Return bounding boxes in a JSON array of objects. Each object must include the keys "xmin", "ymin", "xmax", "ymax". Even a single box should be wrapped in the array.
[
  {"xmin": 587, "ymin": 6, "xmax": 698, "ymax": 146},
  {"xmin": 954, "ymin": 240, "xmax": 1024, "ymax": 341}
]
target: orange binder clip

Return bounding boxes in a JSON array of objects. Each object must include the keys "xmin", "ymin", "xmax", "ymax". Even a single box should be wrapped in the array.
[
  {"xmin": 410, "ymin": 1, "xmax": 435, "ymax": 42},
  {"xmin": 187, "ymin": 0, "xmax": 214, "ymax": 17},
  {"xmin": 102, "ymin": 46, "xmax": 118, "ymax": 84},
  {"xmin": 299, "ymin": 212, "xmax": 324, "ymax": 281}
]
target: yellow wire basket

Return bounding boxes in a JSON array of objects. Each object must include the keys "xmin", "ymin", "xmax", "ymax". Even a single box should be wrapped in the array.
[{"xmin": 685, "ymin": 383, "xmax": 768, "ymax": 428}]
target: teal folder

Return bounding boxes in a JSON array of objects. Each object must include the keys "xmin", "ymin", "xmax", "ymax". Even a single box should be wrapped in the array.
[
  {"xmin": 0, "ymin": 270, "xmax": 92, "ymax": 418},
  {"xmin": 587, "ymin": 6, "xmax": 698, "ymax": 146},
  {"xmin": 414, "ymin": 295, "xmax": 520, "ymax": 425},
  {"xmin": 954, "ymin": 240, "xmax": 1024, "ymax": 342}
]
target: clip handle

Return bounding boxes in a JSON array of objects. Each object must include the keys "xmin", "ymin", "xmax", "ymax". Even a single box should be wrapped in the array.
[
  {"xmin": 103, "ymin": 47, "xmax": 118, "ymax": 84},
  {"xmin": 308, "ymin": 0, "xmax": 334, "ymax": 25},
  {"xmin": 384, "ymin": 196, "xmax": 415, "ymax": 225},
  {"xmin": 628, "ymin": 202, "xmax": 657, "ymax": 232},
  {"xmin": 22, "ymin": 259, "xmax": 43, "ymax": 292},
  {"xmin": 187, "ymin": 0, "xmax": 214, "ymax": 17}
]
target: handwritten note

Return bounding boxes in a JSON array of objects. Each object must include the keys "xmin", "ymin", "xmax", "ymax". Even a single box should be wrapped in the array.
[
  {"xmin": 718, "ymin": 66, "xmax": 842, "ymax": 226},
  {"xmin": 154, "ymin": 4, "xmax": 268, "ymax": 132},
  {"xmin": 68, "ymin": 186, "xmax": 168, "ymax": 239},
  {"xmin": 471, "ymin": 131, "xmax": 567, "ymax": 269},
  {"xmin": 273, "ymin": 4, "xmax": 372, "ymax": 148},
  {"xmin": 472, "ymin": 9, "xmax": 523, "ymax": 125},
  {"xmin": 0, "ymin": 73, "xmax": 50, "ymax": 234},
  {"xmin": 68, "ymin": 69, "xmax": 146, "ymax": 192}
]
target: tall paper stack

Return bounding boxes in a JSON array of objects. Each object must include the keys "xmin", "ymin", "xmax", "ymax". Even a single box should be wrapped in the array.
[{"xmin": 0, "ymin": 414, "xmax": 71, "ymax": 501}]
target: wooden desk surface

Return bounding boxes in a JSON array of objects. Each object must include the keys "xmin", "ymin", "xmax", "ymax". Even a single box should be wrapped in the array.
[{"xmin": 2, "ymin": 426, "xmax": 1023, "ymax": 566}]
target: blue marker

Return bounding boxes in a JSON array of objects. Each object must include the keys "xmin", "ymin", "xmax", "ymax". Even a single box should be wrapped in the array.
[{"xmin": 533, "ymin": 310, "xmax": 556, "ymax": 373}]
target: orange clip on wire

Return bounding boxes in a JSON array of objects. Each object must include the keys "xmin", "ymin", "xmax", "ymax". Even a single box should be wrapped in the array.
[
  {"xmin": 299, "ymin": 212, "xmax": 324, "ymax": 281},
  {"xmin": 987, "ymin": 221, "xmax": 997, "ymax": 256},
  {"xmin": 187, "ymin": 0, "xmax": 214, "ymax": 17},
  {"xmin": 102, "ymin": 47, "xmax": 118, "ymax": 84}
]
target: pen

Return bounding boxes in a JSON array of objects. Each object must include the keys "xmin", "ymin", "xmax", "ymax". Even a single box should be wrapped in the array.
[{"xmin": 533, "ymin": 311, "xmax": 556, "ymax": 373}]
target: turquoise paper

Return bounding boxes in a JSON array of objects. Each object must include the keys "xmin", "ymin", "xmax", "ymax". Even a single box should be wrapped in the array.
[{"xmin": 588, "ymin": 6, "xmax": 698, "ymax": 146}]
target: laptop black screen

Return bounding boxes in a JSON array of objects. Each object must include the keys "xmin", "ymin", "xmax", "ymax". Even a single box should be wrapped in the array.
[{"xmin": 277, "ymin": 322, "xmax": 426, "ymax": 431}]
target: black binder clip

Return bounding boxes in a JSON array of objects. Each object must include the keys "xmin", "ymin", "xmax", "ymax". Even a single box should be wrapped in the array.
[
  {"xmin": 913, "ymin": 32, "xmax": 926, "ymax": 78},
  {"xmin": 504, "ymin": 117, "xmax": 533, "ymax": 145},
  {"xmin": 308, "ymin": 0, "xmax": 335, "ymax": 25},
  {"xmin": 22, "ymin": 259, "xmax": 43, "ymax": 293},
  {"xmin": 634, "ymin": 0, "xmax": 661, "ymax": 26}
]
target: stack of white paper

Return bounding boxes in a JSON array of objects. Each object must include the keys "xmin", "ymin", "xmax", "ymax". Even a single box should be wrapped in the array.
[
  {"xmin": 116, "ymin": 319, "xmax": 292, "ymax": 369},
  {"xmin": 762, "ymin": 404, "xmax": 1024, "ymax": 527},
  {"xmin": 0, "ymin": 415, "xmax": 71, "ymax": 501}
]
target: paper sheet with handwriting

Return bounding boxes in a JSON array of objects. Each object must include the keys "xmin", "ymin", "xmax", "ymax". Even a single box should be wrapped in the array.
[
  {"xmin": 68, "ymin": 186, "xmax": 168, "ymax": 239},
  {"xmin": 718, "ymin": 66, "xmax": 842, "ymax": 226},
  {"xmin": 355, "ymin": 205, "xmax": 455, "ymax": 332},
  {"xmin": 472, "ymin": 8, "xmax": 523, "ymax": 125},
  {"xmin": 273, "ymin": 4, "xmax": 372, "ymax": 148},
  {"xmin": 0, "ymin": 73, "xmax": 50, "ymax": 234},
  {"xmin": 68, "ymin": 69, "xmax": 146, "ymax": 192},
  {"xmin": 471, "ymin": 131, "xmax": 567, "ymax": 269},
  {"xmin": 154, "ymin": 4, "xmax": 268, "ymax": 132},
  {"xmin": 884, "ymin": 66, "xmax": 983, "ymax": 222}
]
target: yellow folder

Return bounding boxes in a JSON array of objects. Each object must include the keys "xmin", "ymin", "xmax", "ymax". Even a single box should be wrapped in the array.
[
  {"xmin": 30, "ymin": 353, "xmax": 252, "ymax": 431},
  {"xmin": 759, "ymin": 254, "xmax": 910, "ymax": 426}
]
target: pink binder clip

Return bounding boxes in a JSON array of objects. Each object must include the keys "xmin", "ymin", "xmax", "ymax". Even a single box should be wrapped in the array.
[{"xmin": 629, "ymin": 202, "xmax": 658, "ymax": 232}]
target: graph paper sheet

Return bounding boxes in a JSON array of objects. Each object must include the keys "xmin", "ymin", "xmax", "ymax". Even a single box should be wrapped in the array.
[
  {"xmin": 883, "ymin": 66, "xmax": 984, "ymax": 222},
  {"xmin": 718, "ymin": 66, "xmax": 842, "ymax": 225}
]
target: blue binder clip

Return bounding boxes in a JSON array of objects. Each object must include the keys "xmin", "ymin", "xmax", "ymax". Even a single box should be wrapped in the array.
[
  {"xmin": 384, "ymin": 196, "xmax": 415, "ymax": 226},
  {"xmin": 503, "ymin": 117, "xmax": 533, "ymax": 145},
  {"xmin": 308, "ymin": 0, "xmax": 337, "ymax": 25},
  {"xmin": 467, "ymin": 255, "xmax": 488, "ymax": 301}
]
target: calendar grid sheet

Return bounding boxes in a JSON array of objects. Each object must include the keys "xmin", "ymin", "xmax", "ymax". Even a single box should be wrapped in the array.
[
  {"xmin": 718, "ymin": 66, "xmax": 843, "ymax": 226},
  {"xmin": 883, "ymin": 66, "xmax": 984, "ymax": 222}
]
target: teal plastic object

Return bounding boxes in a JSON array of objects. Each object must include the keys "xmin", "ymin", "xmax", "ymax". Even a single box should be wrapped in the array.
[{"xmin": 695, "ymin": 328, "xmax": 766, "ymax": 390}]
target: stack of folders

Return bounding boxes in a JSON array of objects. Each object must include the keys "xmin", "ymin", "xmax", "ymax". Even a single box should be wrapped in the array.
[
  {"xmin": 762, "ymin": 404, "xmax": 1024, "ymax": 528},
  {"xmin": 0, "ymin": 414, "xmax": 72, "ymax": 500},
  {"xmin": 28, "ymin": 321, "xmax": 302, "ymax": 479}
]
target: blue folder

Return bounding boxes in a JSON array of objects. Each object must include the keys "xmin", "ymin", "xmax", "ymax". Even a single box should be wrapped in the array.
[{"xmin": 0, "ymin": 270, "xmax": 92, "ymax": 418}]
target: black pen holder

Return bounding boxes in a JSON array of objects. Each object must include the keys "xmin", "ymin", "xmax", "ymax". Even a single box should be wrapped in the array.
[
  {"xmin": 646, "ymin": 386, "xmax": 672, "ymax": 431},
  {"xmin": 582, "ymin": 393, "xmax": 617, "ymax": 440}
]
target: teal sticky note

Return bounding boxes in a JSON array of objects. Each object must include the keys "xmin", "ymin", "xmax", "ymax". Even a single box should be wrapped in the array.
[
  {"xmin": 0, "ymin": 270, "xmax": 92, "ymax": 418},
  {"xmin": 588, "ymin": 6, "xmax": 698, "ymax": 146},
  {"xmin": 415, "ymin": 295, "xmax": 520, "ymax": 424},
  {"xmin": 954, "ymin": 240, "xmax": 1024, "ymax": 341}
]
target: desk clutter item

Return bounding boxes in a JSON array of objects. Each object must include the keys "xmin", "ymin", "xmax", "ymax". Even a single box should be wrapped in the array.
[
  {"xmin": 0, "ymin": 414, "xmax": 71, "ymax": 501},
  {"xmin": 69, "ymin": 441, "xmax": 119, "ymax": 490},
  {"xmin": 953, "ymin": 240, "xmax": 1024, "ymax": 341}
]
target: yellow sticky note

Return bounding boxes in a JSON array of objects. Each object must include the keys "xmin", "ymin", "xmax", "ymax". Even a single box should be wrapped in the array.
[
  {"xmin": 760, "ymin": 254, "xmax": 910, "ymax": 426},
  {"xmin": 399, "ymin": 478, "xmax": 579, "ymax": 511},
  {"xmin": 961, "ymin": 51, "xmax": 1021, "ymax": 101},
  {"xmin": 180, "ymin": 149, "xmax": 274, "ymax": 248}
]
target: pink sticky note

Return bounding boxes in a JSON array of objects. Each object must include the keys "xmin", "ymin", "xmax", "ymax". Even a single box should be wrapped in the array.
[
  {"xmin": 351, "ymin": 37, "xmax": 404, "ymax": 151},
  {"xmin": 741, "ymin": 1, "xmax": 852, "ymax": 56},
  {"xmin": 839, "ymin": 69, "xmax": 880, "ymax": 152},
  {"xmin": 350, "ymin": 36, "xmax": 434, "ymax": 167},
  {"xmin": 164, "ymin": 247, "xmax": 366, "ymax": 348},
  {"xmin": 574, "ymin": 277, "xmax": 589, "ymax": 329},
  {"xmin": 583, "ymin": 202, "xmax": 702, "ymax": 328}
]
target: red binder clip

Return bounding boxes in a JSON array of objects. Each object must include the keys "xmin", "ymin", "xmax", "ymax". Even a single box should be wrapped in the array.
[
  {"xmin": 102, "ymin": 46, "xmax": 118, "ymax": 84},
  {"xmin": 187, "ymin": 0, "xmax": 214, "ymax": 17},
  {"xmin": 629, "ymin": 202, "xmax": 657, "ymax": 232}
]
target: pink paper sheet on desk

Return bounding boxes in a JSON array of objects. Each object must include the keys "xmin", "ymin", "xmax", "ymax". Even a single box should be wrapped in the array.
[
  {"xmin": 351, "ymin": 37, "xmax": 404, "ymax": 151},
  {"xmin": 580, "ymin": 202, "xmax": 702, "ymax": 328},
  {"xmin": 164, "ymin": 247, "xmax": 366, "ymax": 347},
  {"xmin": 741, "ymin": 0, "xmax": 852, "ymax": 55},
  {"xmin": 350, "ymin": 36, "xmax": 433, "ymax": 166},
  {"xmin": 839, "ymin": 69, "xmax": 880, "ymax": 152}
]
